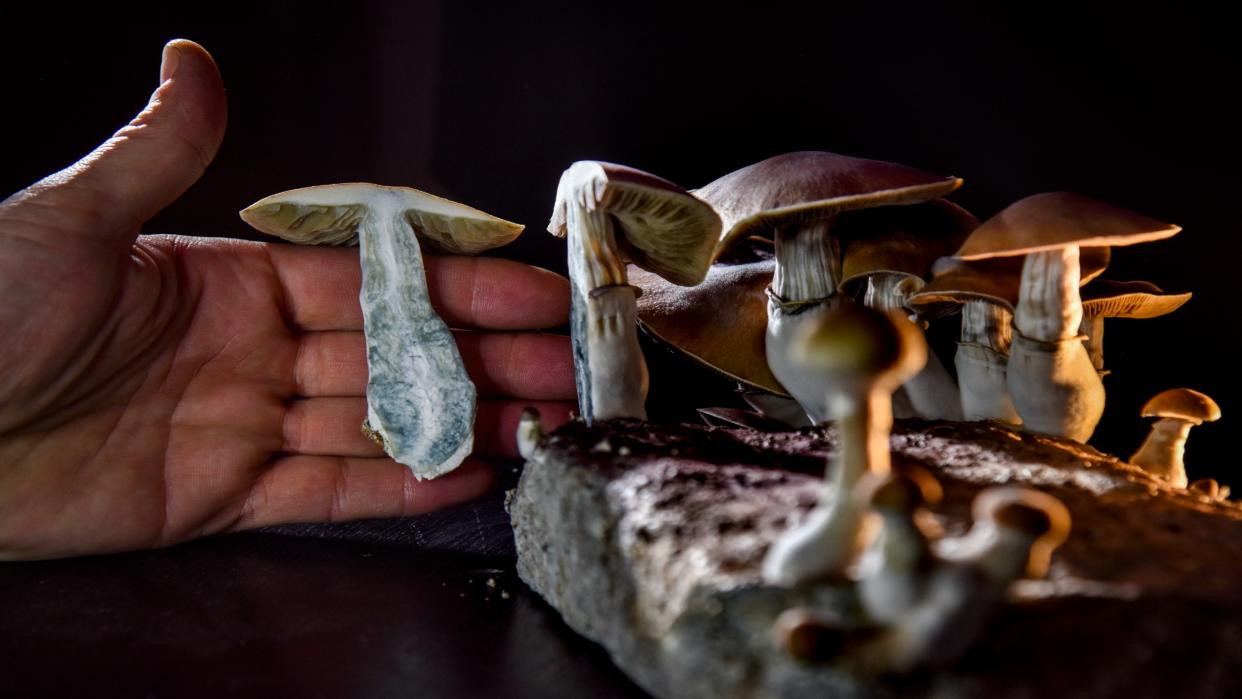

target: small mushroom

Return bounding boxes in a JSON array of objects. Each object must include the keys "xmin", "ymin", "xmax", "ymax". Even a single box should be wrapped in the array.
[
  {"xmin": 1188, "ymin": 479, "xmax": 1231, "ymax": 501},
  {"xmin": 856, "ymin": 467, "xmax": 943, "ymax": 625},
  {"xmin": 1079, "ymin": 280, "xmax": 1192, "ymax": 376},
  {"xmin": 694, "ymin": 152, "xmax": 960, "ymax": 423},
  {"xmin": 867, "ymin": 487, "xmax": 1071, "ymax": 672},
  {"xmin": 515, "ymin": 407, "xmax": 545, "ymax": 460},
  {"xmin": 909, "ymin": 248, "xmax": 1110, "ymax": 425},
  {"xmin": 1129, "ymin": 388, "xmax": 1221, "ymax": 488},
  {"xmin": 955, "ymin": 193, "xmax": 1180, "ymax": 441},
  {"xmin": 549, "ymin": 162, "xmax": 721, "ymax": 424},
  {"xmin": 241, "ymin": 183, "xmax": 522, "ymax": 479},
  {"xmin": 761, "ymin": 304, "xmax": 927, "ymax": 586}
]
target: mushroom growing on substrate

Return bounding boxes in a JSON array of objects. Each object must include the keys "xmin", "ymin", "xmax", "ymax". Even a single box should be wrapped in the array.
[
  {"xmin": 1078, "ymin": 280, "xmax": 1192, "ymax": 376},
  {"xmin": 909, "ymin": 248, "xmax": 1110, "ymax": 424},
  {"xmin": 692, "ymin": 152, "xmax": 961, "ymax": 423},
  {"xmin": 953, "ymin": 192, "xmax": 1180, "ymax": 442},
  {"xmin": 1129, "ymin": 388, "xmax": 1220, "ymax": 488},
  {"xmin": 548, "ymin": 162, "xmax": 721, "ymax": 423},
  {"xmin": 855, "ymin": 467, "xmax": 943, "ymax": 625},
  {"xmin": 241, "ymin": 183, "xmax": 522, "ymax": 479},
  {"xmin": 762, "ymin": 303, "xmax": 927, "ymax": 586}
]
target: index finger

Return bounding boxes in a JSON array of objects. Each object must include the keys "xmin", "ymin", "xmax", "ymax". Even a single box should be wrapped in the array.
[{"xmin": 267, "ymin": 244, "xmax": 570, "ymax": 331}]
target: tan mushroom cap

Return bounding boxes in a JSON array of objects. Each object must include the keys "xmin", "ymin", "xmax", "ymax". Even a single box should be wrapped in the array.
[
  {"xmin": 548, "ymin": 161, "xmax": 721, "ymax": 286},
  {"xmin": 693, "ymin": 151, "xmax": 962, "ymax": 254},
  {"xmin": 955, "ymin": 192, "xmax": 1181, "ymax": 260},
  {"xmin": 909, "ymin": 246, "xmax": 1111, "ymax": 316},
  {"xmin": 241, "ymin": 183, "xmax": 523, "ymax": 254},
  {"xmin": 1140, "ymin": 388, "xmax": 1221, "ymax": 425},
  {"xmin": 837, "ymin": 199, "xmax": 979, "ymax": 294},
  {"xmin": 631, "ymin": 254, "xmax": 785, "ymax": 394},
  {"xmin": 791, "ymin": 303, "xmax": 927, "ymax": 390},
  {"xmin": 867, "ymin": 466, "xmax": 944, "ymax": 511},
  {"xmin": 1080, "ymin": 280, "xmax": 1192, "ymax": 318},
  {"xmin": 972, "ymin": 488, "xmax": 1071, "ymax": 544}
]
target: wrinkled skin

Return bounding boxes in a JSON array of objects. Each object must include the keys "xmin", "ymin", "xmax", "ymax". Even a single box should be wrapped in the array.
[{"xmin": 0, "ymin": 40, "xmax": 576, "ymax": 559}]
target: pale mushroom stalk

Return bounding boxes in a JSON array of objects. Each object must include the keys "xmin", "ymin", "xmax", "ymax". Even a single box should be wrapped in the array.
[
  {"xmin": 1130, "ymin": 418, "xmax": 1193, "ymax": 487},
  {"xmin": 864, "ymin": 274, "xmax": 962, "ymax": 421},
  {"xmin": 771, "ymin": 220, "xmax": 840, "ymax": 302},
  {"xmin": 1080, "ymin": 313, "xmax": 1106, "ymax": 374},
  {"xmin": 856, "ymin": 471, "xmax": 940, "ymax": 625},
  {"xmin": 955, "ymin": 300, "xmax": 1021, "ymax": 424},
  {"xmin": 1008, "ymin": 246, "xmax": 1105, "ymax": 441}
]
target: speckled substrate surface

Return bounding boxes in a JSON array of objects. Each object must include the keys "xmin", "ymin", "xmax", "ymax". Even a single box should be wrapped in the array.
[{"xmin": 508, "ymin": 419, "xmax": 1242, "ymax": 699}]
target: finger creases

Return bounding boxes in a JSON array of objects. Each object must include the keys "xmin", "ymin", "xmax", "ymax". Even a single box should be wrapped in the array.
[{"xmin": 266, "ymin": 246, "xmax": 570, "ymax": 332}]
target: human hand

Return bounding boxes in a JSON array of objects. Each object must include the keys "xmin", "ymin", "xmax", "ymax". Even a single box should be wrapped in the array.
[{"xmin": 0, "ymin": 40, "xmax": 575, "ymax": 560}]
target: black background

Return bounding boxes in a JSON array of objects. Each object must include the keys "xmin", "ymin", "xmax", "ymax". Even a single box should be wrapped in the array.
[{"xmin": 3, "ymin": 1, "xmax": 1238, "ymax": 483}]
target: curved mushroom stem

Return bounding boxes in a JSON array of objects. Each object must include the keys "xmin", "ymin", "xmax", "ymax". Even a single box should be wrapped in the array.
[
  {"xmin": 955, "ymin": 301, "xmax": 1020, "ymax": 424},
  {"xmin": 565, "ymin": 203, "xmax": 647, "ymax": 423},
  {"xmin": 1080, "ymin": 313, "xmax": 1106, "ymax": 375},
  {"xmin": 359, "ymin": 207, "xmax": 475, "ymax": 478},
  {"xmin": 762, "ymin": 388, "xmax": 891, "ymax": 586},
  {"xmin": 1008, "ymin": 247, "xmax": 1105, "ymax": 441},
  {"xmin": 864, "ymin": 275, "xmax": 961, "ymax": 420},
  {"xmin": 1130, "ymin": 417, "xmax": 1193, "ymax": 487}
]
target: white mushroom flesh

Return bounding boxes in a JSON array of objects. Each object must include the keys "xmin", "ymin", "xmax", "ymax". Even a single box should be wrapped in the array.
[
  {"xmin": 956, "ymin": 301, "xmax": 1021, "ymax": 424},
  {"xmin": 771, "ymin": 219, "xmax": 840, "ymax": 303},
  {"xmin": 1129, "ymin": 417, "xmax": 1194, "ymax": 488}
]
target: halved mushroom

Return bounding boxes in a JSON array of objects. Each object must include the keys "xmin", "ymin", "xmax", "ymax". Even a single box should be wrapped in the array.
[
  {"xmin": 909, "ymin": 248, "xmax": 1110, "ymax": 424},
  {"xmin": 693, "ymin": 152, "xmax": 960, "ymax": 423},
  {"xmin": 955, "ymin": 192, "xmax": 1180, "ymax": 441},
  {"xmin": 1079, "ymin": 280, "xmax": 1192, "ymax": 376},
  {"xmin": 761, "ymin": 303, "xmax": 927, "ymax": 586},
  {"xmin": 241, "ymin": 183, "xmax": 522, "ymax": 479},
  {"xmin": 549, "ymin": 162, "xmax": 721, "ymax": 423},
  {"xmin": 1129, "ymin": 388, "xmax": 1220, "ymax": 488}
]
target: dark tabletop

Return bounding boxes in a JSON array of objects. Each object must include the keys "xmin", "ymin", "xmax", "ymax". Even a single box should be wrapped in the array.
[{"xmin": 0, "ymin": 487, "xmax": 650, "ymax": 699}]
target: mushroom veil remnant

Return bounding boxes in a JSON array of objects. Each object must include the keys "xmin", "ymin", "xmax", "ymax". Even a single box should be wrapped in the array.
[
  {"xmin": 241, "ymin": 183, "xmax": 523, "ymax": 479},
  {"xmin": 549, "ymin": 162, "xmax": 721, "ymax": 423},
  {"xmin": 1129, "ymin": 388, "xmax": 1221, "ymax": 488}
]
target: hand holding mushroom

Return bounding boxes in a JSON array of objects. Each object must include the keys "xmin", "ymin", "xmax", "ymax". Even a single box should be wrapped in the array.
[{"xmin": 0, "ymin": 40, "xmax": 577, "ymax": 560}]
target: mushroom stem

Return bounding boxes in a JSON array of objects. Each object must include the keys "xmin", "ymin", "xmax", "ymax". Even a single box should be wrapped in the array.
[
  {"xmin": 358, "ymin": 206, "xmax": 475, "ymax": 477},
  {"xmin": 1008, "ymin": 246, "xmax": 1104, "ymax": 441},
  {"xmin": 1080, "ymin": 313, "xmax": 1106, "ymax": 374},
  {"xmin": 955, "ymin": 301, "xmax": 1020, "ymax": 424},
  {"xmin": 1130, "ymin": 417, "xmax": 1193, "ymax": 487},
  {"xmin": 565, "ymin": 202, "xmax": 647, "ymax": 422},
  {"xmin": 772, "ymin": 220, "xmax": 840, "ymax": 302}
]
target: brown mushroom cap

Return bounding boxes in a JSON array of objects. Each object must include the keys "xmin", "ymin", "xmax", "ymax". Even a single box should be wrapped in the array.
[
  {"xmin": 1080, "ymin": 280, "xmax": 1192, "ymax": 318},
  {"xmin": 241, "ymin": 183, "xmax": 523, "ymax": 254},
  {"xmin": 694, "ymin": 151, "xmax": 962, "ymax": 254},
  {"xmin": 791, "ymin": 303, "xmax": 927, "ymax": 390},
  {"xmin": 548, "ymin": 161, "xmax": 721, "ymax": 286},
  {"xmin": 837, "ymin": 199, "xmax": 979, "ymax": 294},
  {"xmin": 1140, "ymin": 388, "xmax": 1221, "ymax": 425},
  {"xmin": 972, "ymin": 487, "xmax": 1071, "ymax": 545},
  {"xmin": 909, "ymin": 246, "xmax": 1111, "ymax": 317},
  {"xmin": 954, "ymin": 192, "xmax": 1181, "ymax": 261},
  {"xmin": 867, "ymin": 466, "xmax": 944, "ymax": 511},
  {"xmin": 631, "ymin": 255, "xmax": 784, "ymax": 394}
]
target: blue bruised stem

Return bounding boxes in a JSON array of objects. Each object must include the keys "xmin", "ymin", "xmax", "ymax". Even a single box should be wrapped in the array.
[{"xmin": 359, "ymin": 209, "xmax": 475, "ymax": 478}]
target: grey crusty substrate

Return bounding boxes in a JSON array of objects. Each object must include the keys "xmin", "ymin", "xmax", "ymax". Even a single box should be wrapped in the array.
[{"xmin": 509, "ymin": 419, "xmax": 1242, "ymax": 699}]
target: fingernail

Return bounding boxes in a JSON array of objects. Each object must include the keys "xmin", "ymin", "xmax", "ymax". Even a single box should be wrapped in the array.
[{"xmin": 160, "ymin": 40, "xmax": 182, "ymax": 83}]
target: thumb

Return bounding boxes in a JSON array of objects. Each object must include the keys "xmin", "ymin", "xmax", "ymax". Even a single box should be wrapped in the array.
[{"xmin": 10, "ymin": 39, "xmax": 227, "ymax": 247}]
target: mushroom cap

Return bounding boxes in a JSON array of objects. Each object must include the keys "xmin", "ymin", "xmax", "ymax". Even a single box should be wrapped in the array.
[
  {"xmin": 693, "ymin": 151, "xmax": 962, "ymax": 254},
  {"xmin": 548, "ymin": 161, "xmax": 721, "ymax": 286},
  {"xmin": 908, "ymin": 246, "xmax": 1111, "ymax": 316},
  {"xmin": 241, "ymin": 183, "xmax": 524, "ymax": 254},
  {"xmin": 1080, "ymin": 279, "xmax": 1192, "ymax": 319},
  {"xmin": 631, "ymin": 253, "xmax": 786, "ymax": 394},
  {"xmin": 972, "ymin": 487, "xmax": 1071, "ymax": 546},
  {"xmin": 954, "ymin": 192, "xmax": 1180, "ymax": 261},
  {"xmin": 790, "ymin": 302, "xmax": 928, "ymax": 390},
  {"xmin": 837, "ymin": 199, "xmax": 979, "ymax": 295},
  {"xmin": 867, "ymin": 466, "xmax": 944, "ymax": 511},
  {"xmin": 1140, "ymin": 388, "xmax": 1221, "ymax": 425}
]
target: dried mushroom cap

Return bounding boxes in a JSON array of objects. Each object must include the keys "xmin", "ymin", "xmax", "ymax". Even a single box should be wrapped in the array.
[
  {"xmin": 1141, "ymin": 388, "xmax": 1221, "ymax": 424},
  {"xmin": 909, "ymin": 246, "xmax": 1111, "ymax": 316},
  {"xmin": 838, "ymin": 199, "xmax": 979, "ymax": 294},
  {"xmin": 693, "ymin": 151, "xmax": 962, "ymax": 254},
  {"xmin": 241, "ymin": 183, "xmax": 523, "ymax": 253},
  {"xmin": 1080, "ymin": 279, "xmax": 1192, "ymax": 318},
  {"xmin": 548, "ymin": 161, "xmax": 720, "ymax": 286},
  {"xmin": 631, "ymin": 257, "xmax": 785, "ymax": 394},
  {"xmin": 955, "ymin": 192, "xmax": 1180, "ymax": 260},
  {"xmin": 791, "ymin": 303, "xmax": 927, "ymax": 389}
]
